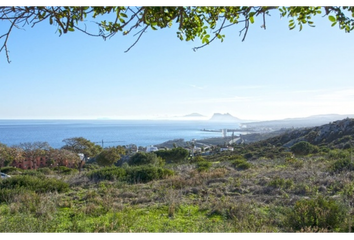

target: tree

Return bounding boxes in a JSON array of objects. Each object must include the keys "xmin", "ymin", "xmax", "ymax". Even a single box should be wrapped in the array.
[
  {"xmin": 47, "ymin": 148, "xmax": 81, "ymax": 168},
  {"xmin": 1, "ymin": 6, "xmax": 354, "ymax": 63},
  {"xmin": 96, "ymin": 146, "xmax": 126, "ymax": 167},
  {"xmin": 61, "ymin": 137, "xmax": 102, "ymax": 161},
  {"xmin": 0, "ymin": 143, "xmax": 22, "ymax": 171}
]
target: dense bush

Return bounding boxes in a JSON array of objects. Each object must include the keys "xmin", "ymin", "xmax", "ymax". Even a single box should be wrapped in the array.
[
  {"xmin": 86, "ymin": 165, "xmax": 174, "ymax": 183},
  {"xmin": 327, "ymin": 149, "xmax": 350, "ymax": 160},
  {"xmin": 197, "ymin": 161, "xmax": 212, "ymax": 172},
  {"xmin": 0, "ymin": 175, "xmax": 69, "ymax": 194},
  {"xmin": 330, "ymin": 158, "xmax": 354, "ymax": 172},
  {"xmin": 287, "ymin": 196, "xmax": 347, "ymax": 231},
  {"xmin": 0, "ymin": 188, "xmax": 32, "ymax": 203},
  {"xmin": 21, "ymin": 170, "xmax": 46, "ymax": 178},
  {"xmin": 53, "ymin": 166, "xmax": 79, "ymax": 175},
  {"xmin": 129, "ymin": 152, "xmax": 165, "ymax": 167},
  {"xmin": 126, "ymin": 165, "xmax": 174, "ymax": 183},
  {"xmin": 86, "ymin": 166, "xmax": 127, "ymax": 181},
  {"xmin": 83, "ymin": 163, "xmax": 100, "ymax": 171},
  {"xmin": 243, "ymin": 152, "xmax": 253, "ymax": 160},
  {"xmin": 290, "ymin": 141, "xmax": 319, "ymax": 156},
  {"xmin": 228, "ymin": 154, "xmax": 246, "ymax": 161},
  {"xmin": 190, "ymin": 156, "xmax": 206, "ymax": 163},
  {"xmin": 0, "ymin": 166, "xmax": 22, "ymax": 174},
  {"xmin": 155, "ymin": 147, "xmax": 189, "ymax": 163},
  {"xmin": 231, "ymin": 159, "xmax": 251, "ymax": 170},
  {"xmin": 268, "ymin": 176, "xmax": 293, "ymax": 189},
  {"xmin": 36, "ymin": 167, "xmax": 53, "ymax": 175}
]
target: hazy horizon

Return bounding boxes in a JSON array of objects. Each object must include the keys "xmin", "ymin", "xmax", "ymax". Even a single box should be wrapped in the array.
[{"xmin": 0, "ymin": 112, "xmax": 353, "ymax": 122}]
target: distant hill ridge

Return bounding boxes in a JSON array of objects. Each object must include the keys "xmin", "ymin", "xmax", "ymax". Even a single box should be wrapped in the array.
[
  {"xmin": 242, "ymin": 114, "xmax": 354, "ymax": 129},
  {"xmin": 183, "ymin": 113, "xmax": 205, "ymax": 117},
  {"xmin": 254, "ymin": 117, "xmax": 354, "ymax": 149}
]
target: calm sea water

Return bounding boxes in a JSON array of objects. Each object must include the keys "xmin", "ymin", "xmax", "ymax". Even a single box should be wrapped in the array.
[{"xmin": 0, "ymin": 120, "xmax": 240, "ymax": 148}]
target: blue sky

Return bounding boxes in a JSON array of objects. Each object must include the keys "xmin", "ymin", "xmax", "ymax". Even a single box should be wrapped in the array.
[{"xmin": 1, "ymin": 5, "xmax": 354, "ymax": 120}]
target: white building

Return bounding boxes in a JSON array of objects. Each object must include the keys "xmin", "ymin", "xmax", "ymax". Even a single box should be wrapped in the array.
[
  {"xmin": 146, "ymin": 145, "xmax": 158, "ymax": 152},
  {"xmin": 220, "ymin": 146, "xmax": 234, "ymax": 152}
]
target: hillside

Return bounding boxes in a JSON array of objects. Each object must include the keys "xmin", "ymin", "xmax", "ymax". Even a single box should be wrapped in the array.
[
  {"xmin": 253, "ymin": 117, "xmax": 354, "ymax": 149},
  {"xmin": 241, "ymin": 114, "xmax": 354, "ymax": 130}
]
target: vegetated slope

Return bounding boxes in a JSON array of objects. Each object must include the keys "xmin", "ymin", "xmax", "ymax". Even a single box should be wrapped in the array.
[{"xmin": 254, "ymin": 118, "xmax": 354, "ymax": 148}]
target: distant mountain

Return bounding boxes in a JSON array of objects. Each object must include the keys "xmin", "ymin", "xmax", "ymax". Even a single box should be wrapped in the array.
[
  {"xmin": 209, "ymin": 113, "xmax": 241, "ymax": 122},
  {"xmin": 183, "ymin": 113, "xmax": 205, "ymax": 118}
]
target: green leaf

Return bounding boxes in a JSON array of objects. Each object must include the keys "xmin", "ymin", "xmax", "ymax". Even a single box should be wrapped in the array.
[
  {"xmin": 249, "ymin": 16, "xmax": 254, "ymax": 24},
  {"xmin": 68, "ymin": 27, "xmax": 75, "ymax": 32},
  {"xmin": 328, "ymin": 15, "xmax": 336, "ymax": 22},
  {"xmin": 289, "ymin": 22, "xmax": 295, "ymax": 28}
]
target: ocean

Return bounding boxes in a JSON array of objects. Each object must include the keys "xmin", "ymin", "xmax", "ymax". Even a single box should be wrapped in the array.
[{"xmin": 0, "ymin": 120, "xmax": 240, "ymax": 148}]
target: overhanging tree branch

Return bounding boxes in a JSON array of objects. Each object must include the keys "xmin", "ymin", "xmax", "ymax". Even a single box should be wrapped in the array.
[
  {"xmin": 1, "ymin": 6, "xmax": 354, "ymax": 63},
  {"xmin": 124, "ymin": 25, "xmax": 148, "ymax": 53}
]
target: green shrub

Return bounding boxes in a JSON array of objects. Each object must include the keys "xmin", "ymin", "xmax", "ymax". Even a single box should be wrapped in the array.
[
  {"xmin": 287, "ymin": 196, "xmax": 347, "ymax": 231},
  {"xmin": 197, "ymin": 161, "xmax": 212, "ymax": 172},
  {"xmin": 155, "ymin": 147, "xmax": 189, "ymax": 163},
  {"xmin": 126, "ymin": 165, "xmax": 174, "ymax": 183},
  {"xmin": 37, "ymin": 167, "xmax": 53, "ymax": 175},
  {"xmin": 21, "ymin": 170, "xmax": 46, "ymax": 178},
  {"xmin": 0, "ymin": 188, "xmax": 32, "ymax": 203},
  {"xmin": 285, "ymin": 157, "xmax": 304, "ymax": 169},
  {"xmin": 0, "ymin": 175, "xmax": 69, "ymax": 193},
  {"xmin": 290, "ymin": 141, "xmax": 319, "ymax": 156},
  {"xmin": 191, "ymin": 156, "xmax": 205, "ymax": 163},
  {"xmin": 228, "ymin": 154, "xmax": 246, "ymax": 161},
  {"xmin": 231, "ymin": 159, "xmax": 251, "ymax": 170},
  {"xmin": 243, "ymin": 152, "xmax": 253, "ymax": 159},
  {"xmin": 0, "ymin": 166, "xmax": 22, "ymax": 174},
  {"xmin": 330, "ymin": 158, "xmax": 354, "ymax": 173},
  {"xmin": 83, "ymin": 163, "xmax": 100, "ymax": 171},
  {"xmin": 268, "ymin": 176, "xmax": 293, "ymax": 189},
  {"xmin": 86, "ymin": 165, "xmax": 174, "ymax": 183},
  {"xmin": 281, "ymin": 152, "xmax": 294, "ymax": 158},
  {"xmin": 86, "ymin": 166, "xmax": 127, "ymax": 181},
  {"xmin": 129, "ymin": 152, "xmax": 165, "ymax": 166},
  {"xmin": 53, "ymin": 166, "xmax": 78, "ymax": 175},
  {"xmin": 327, "ymin": 149, "xmax": 350, "ymax": 160}
]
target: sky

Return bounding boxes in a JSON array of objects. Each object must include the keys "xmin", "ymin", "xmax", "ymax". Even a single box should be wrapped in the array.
[{"xmin": 1, "ymin": 4, "xmax": 354, "ymax": 121}]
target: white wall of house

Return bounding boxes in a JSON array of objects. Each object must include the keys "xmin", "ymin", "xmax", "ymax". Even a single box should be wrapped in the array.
[{"xmin": 146, "ymin": 145, "xmax": 158, "ymax": 152}]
